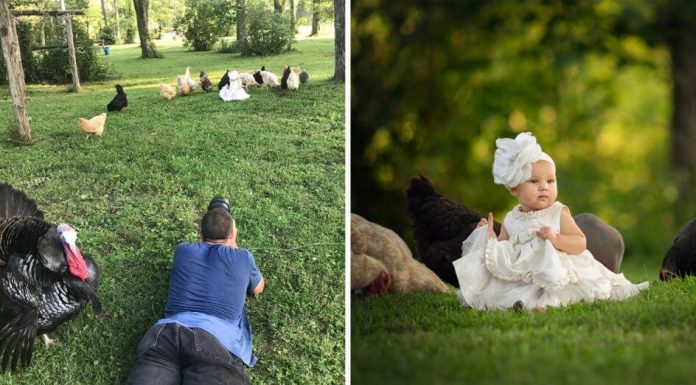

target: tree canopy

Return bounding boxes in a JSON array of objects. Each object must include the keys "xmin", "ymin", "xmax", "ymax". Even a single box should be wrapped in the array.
[{"xmin": 352, "ymin": 0, "xmax": 687, "ymax": 257}]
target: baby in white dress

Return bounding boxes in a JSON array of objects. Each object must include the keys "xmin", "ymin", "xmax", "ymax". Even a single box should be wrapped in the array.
[{"xmin": 453, "ymin": 132, "xmax": 648, "ymax": 310}]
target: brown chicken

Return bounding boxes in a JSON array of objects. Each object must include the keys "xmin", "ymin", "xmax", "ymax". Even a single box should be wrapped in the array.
[
  {"xmin": 177, "ymin": 75, "xmax": 192, "ymax": 96},
  {"xmin": 159, "ymin": 83, "xmax": 176, "ymax": 101},
  {"xmin": 78, "ymin": 113, "xmax": 106, "ymax": 139}
]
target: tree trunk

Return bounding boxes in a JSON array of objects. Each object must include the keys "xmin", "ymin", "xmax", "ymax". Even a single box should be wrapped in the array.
[
  {"xmin": 669, "ymin": 29, "xmax": 696, "ymax": 221},
  {"xmin": 332, "ymin": 0, "xmax": 344, "ymax": 83},
  {"xmin": 39, "ymin": 20, "xmax": 45, "ymax": 46},
  {"xmin": 133, "ymin": 0, "xmax": 156, "ymax": 58},
  {"xmin": 274, "ymin": 0, "xmax": 284, "ymax": 13},
  {"xmin": 114, "ymin": 0, "xmax": 120, "ymax": 42},
  {"xmin": 236, "ymin": 0, "xmax": 245, "ymax": 43},
  {"xmin": 310, "ymin": 0, "xmax": 320, "ymax": 36},
  {"xmin": 0, "ymin": 1, "xmax": 32, "ymax": 143},
  {"xmin": 289, "ymin": 0, "xmax": 296, "ymax": 33},
  {"xmin": 101, "ymin": 0, "xmax": 109, "ymax": 24},
  {"xmin": 64, "ymin": 15, "xmax": 81, "ymax": 92}
]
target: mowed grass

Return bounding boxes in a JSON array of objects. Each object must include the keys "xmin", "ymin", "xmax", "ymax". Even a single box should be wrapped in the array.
[
  {"xmin": 351, "ymin": 255, "xmax": 696, "ymax": 385},
  {"xmin": 0, "ymin": 38, "xmax": 344, "ymax": 384}
]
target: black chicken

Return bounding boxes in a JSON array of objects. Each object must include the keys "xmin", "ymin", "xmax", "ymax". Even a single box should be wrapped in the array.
[
  {"xmin": 281, "ymin": 65, "xmax": 291, "ymax": 89},
  {"xmin": 299, "ymin": 70, "xmax": 309, "ymax": 84},
  {"xmin": 0, "ymin": 184, "xmax": 101, "ymax": 371},
  {"xmin": 253, "ymin": 66, "xmax": 265, "ymax": 86},
  {"xmin": 218, "ymin": 70, "xmax": 230, "ymax": 91},
  {"xmin": 660, "ymin": 218, "xmax": 696, "ymax": 281},
  {"xmin": 199, "ymin": 71, "xmax": 214, "ymax": 93},
  {"xmin": 405, "ymin": 176, "xmax": 495, "ymax": 287},
  {"xmin": 106, "ymin": 84, "xmax": 128, "ymax": 112}
]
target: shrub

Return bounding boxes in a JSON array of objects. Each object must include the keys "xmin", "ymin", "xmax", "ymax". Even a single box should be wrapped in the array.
[
  {"xmin": 174, "ymin": 0, "xmax": 235, "ymax": 51},
  {"xmin": 242, "ymin": 5, "xmax": 294, "ymax": 56},
  {"xmin": 218, "ymin": 37, "xmax": 241, "ymax": 53},
  {"xmin": 125, "ymin": 25, "xmax": 136, "ymax": 44},
  {"xmin": 36, "ymin": 21, "xmax": 119, "ymax": 83},
  {"xmin": 97, "ymin": 25, "xmax": 117, "ymax": 45}
]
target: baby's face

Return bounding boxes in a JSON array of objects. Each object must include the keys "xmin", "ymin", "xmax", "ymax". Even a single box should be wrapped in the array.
[{"xmin": 511, "ymin": 160, "xmax": 557, "ymax": 212}]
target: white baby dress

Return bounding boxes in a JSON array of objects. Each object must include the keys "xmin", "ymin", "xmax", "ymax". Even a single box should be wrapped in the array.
[
  {"xmin": 219, "ymin": 71, "xmax": 250, "ymax": 102},
  {"xmin": 453, "ymin": 202, "xmax": 648, "ymax": 310}
]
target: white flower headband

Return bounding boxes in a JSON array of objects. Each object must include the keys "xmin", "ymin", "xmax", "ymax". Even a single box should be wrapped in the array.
[{"xmin": 492, "ymin": 132, "xmax": 554, "ymax": 188}]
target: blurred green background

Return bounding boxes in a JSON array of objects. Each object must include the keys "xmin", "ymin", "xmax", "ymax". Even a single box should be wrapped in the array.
[{"xmin": 351, "ymin": 0, "xmax": 696, "ymax": 261}]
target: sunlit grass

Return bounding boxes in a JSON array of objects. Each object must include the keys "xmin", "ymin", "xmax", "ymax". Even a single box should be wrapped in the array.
[
  {"xmin": 0, "ymin": 38, "xmax": 344, "ymax": 385},
  {"xmin": 351, "ymin": 255, "xmax": 696, "ymax": 385}
]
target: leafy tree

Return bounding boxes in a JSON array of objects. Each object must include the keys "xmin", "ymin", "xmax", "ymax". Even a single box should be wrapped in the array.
[
  {"xmin": 242, "ymin": 4, "xmax": 293, "ymax": 56},
  {"xmin": 174, "ymin": 0, "xmax": 234, "ymax": 51},
  {"xmin": 133, "ymin": 0, "xmax": 161, "ymax": 58},
  {"xmin": 333, "ymin": 0, "xmax": 343, "ymax": 82},
  {"xmin": 352, "ymin": 0, "xmax": 682, "ymax": 257},
  {"xmin": 236, "ymin": 0, "xmax": 246, "ymax": 43}
]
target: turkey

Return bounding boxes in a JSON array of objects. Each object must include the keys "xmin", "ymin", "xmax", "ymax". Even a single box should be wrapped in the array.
[{"xmin": 0, "ymin": 183, "xmax": 101, "ymax": 371}]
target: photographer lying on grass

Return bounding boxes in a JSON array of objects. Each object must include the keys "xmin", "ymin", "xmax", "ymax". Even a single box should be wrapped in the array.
[{"xmin": 127, "ymin": 197, "xmax": 264, "ymax": 385}]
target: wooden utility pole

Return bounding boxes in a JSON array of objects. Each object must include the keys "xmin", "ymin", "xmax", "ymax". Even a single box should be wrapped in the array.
[{"xmin": 0, "ymin": 0, "xmax": 32, "ymax": 142}]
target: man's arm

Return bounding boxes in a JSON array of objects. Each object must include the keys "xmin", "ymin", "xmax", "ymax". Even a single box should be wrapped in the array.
[{"xmin": 252, "ymin": 276, "xmax": 265, "ymax": 295}]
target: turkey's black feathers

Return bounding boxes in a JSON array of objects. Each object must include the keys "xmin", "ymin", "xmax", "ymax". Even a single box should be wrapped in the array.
[{"xmin": 0, "ymin": 184, "xmax": 101, "ymax": 371}]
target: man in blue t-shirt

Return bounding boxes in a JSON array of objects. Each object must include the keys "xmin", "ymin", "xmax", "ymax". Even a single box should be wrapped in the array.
[{"xmin": 127, "ymin": 199, "xmax": 264, "ymax": 385}]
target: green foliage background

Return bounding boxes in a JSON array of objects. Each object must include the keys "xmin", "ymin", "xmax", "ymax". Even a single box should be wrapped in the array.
[{"xmin": 352, "ymin": 0, "xmax": 678, "ymax": 259}]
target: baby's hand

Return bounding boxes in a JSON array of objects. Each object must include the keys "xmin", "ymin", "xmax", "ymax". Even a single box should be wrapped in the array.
[
  {"xmin": 537, "ymin": 227, "xmax": 557, "ymax": 242},
  {"xmin": 486, "ymin": 212, "xmax": 496, "ymax": 239},
  {"xmin": 477, "ymin": 217, "xmax": 488, "ymax": 228}
]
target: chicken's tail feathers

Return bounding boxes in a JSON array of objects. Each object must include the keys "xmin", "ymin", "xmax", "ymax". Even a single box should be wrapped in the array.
[{"xmin": 0, "ymin": 184, "xmax": 43, "ymax": 220}]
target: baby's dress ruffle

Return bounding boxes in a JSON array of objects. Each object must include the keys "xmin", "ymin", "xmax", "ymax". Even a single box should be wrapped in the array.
[{"xmin": 454, "ymin": 202, "xmax": 648, "ymax": 310}]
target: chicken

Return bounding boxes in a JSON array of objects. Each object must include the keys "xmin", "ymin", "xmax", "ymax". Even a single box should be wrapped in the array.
[
  {"xmin": 184, "ymin": 66, "xmax": 198, "ymax": 91},
  {"xmin": 405, "ymin": 176, "xmax": 489, "ymax": 287},
  {"xmin": 351, "ymin": 213, "xmax": 448, "ymax": 294},
  {"xmin": 159, "ymin": 83, "xmax": 176, "ymax": 101},
  {"xmin": 660, "ymin": 218, "xmax": 696, "ymax": 281},
  {"xmin": 287, "ymin": 67, "xmax": 300, "ymax": 90},
  {"xmin": 299, "ymin": 70, "xmax": 309, "ymax": 84},
  {"xmin": 0, "ymin": 183, "xmax": 101, "ymax": 371},
  {"xmin": 406, "ymin": 176, "xmax": 627, "ymax": 287},
  {"xmin": 78, "ymin": 113, "xmax": 107, "ymax": 139},
  {"xmin": 240, "ymin": 71, "xmax": 259, "ymax": 91},
  {"xmin": 199, "ymin": 71, "xmax": 213, "ymax": 93},
  {"xmin": 217, "ymin": 70, "xmax": 230, "ymax": 91},
  {"xmin": 253, "ymin": 66, "xmax": 280, "ymax": 89},
  {"xmin": 281, "ymin": 65, "xmax": 290, "ymax": 89},
  {"xmin": 177, "ymin": 75, "xmax": 192, "ymax": 96},
  {"xmin": 106, "ymin": 84, "xmax": 128, "ymax": 112}
]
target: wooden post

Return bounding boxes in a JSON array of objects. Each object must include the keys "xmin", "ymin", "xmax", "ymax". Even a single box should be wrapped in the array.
[
  {"xmin": 64, "ymin": 15, "xmax": 80, "ymax": 92},
  {"xmin": 0, "ymin": 0, "xmax": 32, "ymax": 143},
  {"xmin": 60, "ymin": 0, "xmax": 80, "ymax": 92}
]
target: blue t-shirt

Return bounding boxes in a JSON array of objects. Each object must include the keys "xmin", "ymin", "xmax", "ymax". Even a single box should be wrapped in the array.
[{"xmin": 157, "ymin": 242, "xmax": 262, "ymax": 366}]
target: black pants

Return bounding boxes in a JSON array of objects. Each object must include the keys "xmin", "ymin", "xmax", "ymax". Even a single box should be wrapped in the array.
[{"xmin": 126, "ymin": 323, "xmax": 251, "ymax": 385}]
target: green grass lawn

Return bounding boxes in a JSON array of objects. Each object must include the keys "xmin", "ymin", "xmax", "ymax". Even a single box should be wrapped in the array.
[
  {"xmin": 351, "ymin": 255, "xmax": 696, "ymax": 385},
  {"xmin": 0, "ymin": 38, "xmax": 344, "ymax": 384}
]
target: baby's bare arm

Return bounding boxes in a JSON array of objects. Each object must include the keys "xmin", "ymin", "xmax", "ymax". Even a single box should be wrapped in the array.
[
  {"xmin": 498, "ymin": 224, "xmax": 509, "ymax": 241},
  {"xmin": 537, "ymin": 207, "xmax": 586, "ymax": 254}
]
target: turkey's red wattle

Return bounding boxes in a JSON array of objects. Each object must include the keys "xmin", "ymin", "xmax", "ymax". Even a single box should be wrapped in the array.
[{"xmin": 64, "ymin": 245, "xmax": 88, "ymax": 280}]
